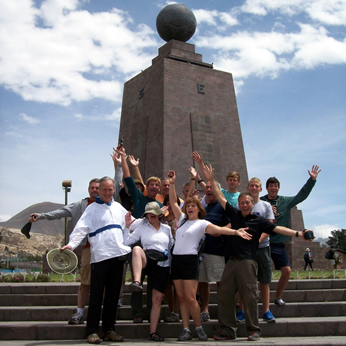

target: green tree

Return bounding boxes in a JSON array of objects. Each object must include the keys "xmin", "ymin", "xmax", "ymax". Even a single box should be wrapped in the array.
[{"xmin": 326, "ymin": 229, "xmax": 346, "ymax": 251}]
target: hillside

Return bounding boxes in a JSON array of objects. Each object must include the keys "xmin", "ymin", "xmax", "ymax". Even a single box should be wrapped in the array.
[
  {"xmin": 0, "ymin": 202, "xmax": 65, "ymax": 236},
  {"xmin": 0, "ymin": 227, "xmax": 64, "ymax": 258}
]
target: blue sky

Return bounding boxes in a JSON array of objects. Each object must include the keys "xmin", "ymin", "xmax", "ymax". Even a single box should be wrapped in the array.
[{"xmin": 0, "ymin": 0, "xmax": 345, "ymax": 238}]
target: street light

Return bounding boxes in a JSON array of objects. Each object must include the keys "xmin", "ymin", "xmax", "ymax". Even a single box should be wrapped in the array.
[{"xmin": 62, "ymin": 180, "xmax": 72, "ymax": 245}]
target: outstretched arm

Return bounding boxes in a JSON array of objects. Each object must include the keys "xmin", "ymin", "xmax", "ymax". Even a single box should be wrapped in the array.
[
  {"xmin": 206, "ymin": 224, "xmax": 252, "ymax": 240},
  {"xmin": 274, "ymin": 226, "xmax": 314, "ymax": 241},
  {"xmin": 168, "ymin": 170, "xmax": 183, "ymax": 221},
  {"xmin": 201, "ymin": 164, "xmax": 228, "ymax": 210}
]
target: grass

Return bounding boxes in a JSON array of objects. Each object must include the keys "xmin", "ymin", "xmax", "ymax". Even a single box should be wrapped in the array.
[{"xmin": 272, "ymin": 269, "xmax": 346, "ymax": 280}]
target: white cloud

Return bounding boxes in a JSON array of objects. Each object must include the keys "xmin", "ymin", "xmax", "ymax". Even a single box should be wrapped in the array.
[
  {"xmin": 19, "ymin": 113, "xmax": 41, "ymax": 125},
  {"xmin": 0, "ymin": 0, "xmax": 158, "ymax": 106},
  {"xmin": 311, "ymin": 224, "xmax": 340, "ymax": 239},
  {"xmin": 73, "ymin": 107, "xmax": 121, "ymax": 122},
  {"xmin": 241, "ymin": 0, "xmax": 346, "ymax": 26},
  {"xmin": 193, "ymin": 9, "xmax": 238, "ymax": 28},
  {"xmin": 195, "ymin": 24, "xmax": 346, "ymax": 82}
]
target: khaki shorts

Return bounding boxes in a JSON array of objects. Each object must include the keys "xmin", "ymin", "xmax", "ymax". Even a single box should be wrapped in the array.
[
  {"xmin": 80, "ymin": 247, "xmax": 91, "ymax": 286},
  {"xmin": 198, "ymin": 253, "xmax": 225, "ymax": 283}
]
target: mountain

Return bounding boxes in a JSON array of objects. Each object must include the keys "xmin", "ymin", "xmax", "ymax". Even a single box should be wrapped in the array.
[
  {"xmin": 0, "ymin": 202, "xmax": 65, "ymax": 236},
  {"xmin": 0, "ymin": 227, "xmax": 63, "ymax": 258}
]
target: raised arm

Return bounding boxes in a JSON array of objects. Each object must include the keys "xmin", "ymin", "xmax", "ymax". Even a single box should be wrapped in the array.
[
  {"xmin": 308, "ymin": 165, "xmax": 321, "ymax": 181},
  {"xmin": 201, "ymin": 164, "xmax": 228, "ymax": 210},
  {"xmin": 128, "ymin": 155, "xmax": 145, "ymax": 186},
  {"xmin": 116, "ymin": 146, "xmax": 130, "ymax": 178},
  {"xmin": 168, "ymin": 170, "xmax": 183, "ymax": 221},
  {"xmin": 110, "ymin": 148, "xmax": 123, "ymax": 199}
]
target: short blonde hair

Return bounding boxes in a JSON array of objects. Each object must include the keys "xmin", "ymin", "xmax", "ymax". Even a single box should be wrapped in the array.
[
  {"xmin": 146, "ymin": 176, "xmax": 161, "ymax": 186},
  {"xmin": 248, "ymin": 177, "xmax": 262, "ymax": 187},
  {"xmin": 226, "ymin": 171, "xmax": 240, "ymax": 182}
]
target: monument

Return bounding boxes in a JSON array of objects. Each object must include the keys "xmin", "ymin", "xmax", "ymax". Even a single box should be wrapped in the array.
[{"xmin": 118, "ymin": 3, "xmax": 249, "ymax": 192}]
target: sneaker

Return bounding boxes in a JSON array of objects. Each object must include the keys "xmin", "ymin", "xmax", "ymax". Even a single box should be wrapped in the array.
[
  {"xmin": 87, "ymin": 333, "xmax": 101, "ymax": 344},
  {"xmin": 103, "ymin": 330, "xmax": 124, "ymax": 342},
  {"xmin": 236, "ymin": 309, "xmax": 245, "ymax": 323},
  {"xmin": 164, "ymin": 312, "xmax": 180, "ymax": 322},
  {"xmin": 177, "ymin": 328, "xmax": 192, "ymax": 341},
  {"xmin": 196, "ymin": 326, "xmax": 208, "ymax": 341},
  {"xmin": 201, "ymin": 311, "xmax": 210, "ymax": 322},
  {"xmin": 263, "ymin": 310, "xmax": 276, "ymax": 323},
  {"xmin": 130, "ymin": 281, "xmax": 143, "ymax": 292},
  {"xmin": 68, "ymin": 312, "xmax": 84, "ymax": 325},
  {"xmin": 213, "ymin": 332, "xmax": 233, "ymax": 341},
  {"xmin": 247, "ymin": 332, "xmax": 260, "ymax": 341},
  {"xmin": 274, "ymin": 297, "xmax": 286, "ymax": 306},
  {"xmin": 133, "ymin": 315, "xmax": 143, "ymax": 323}
]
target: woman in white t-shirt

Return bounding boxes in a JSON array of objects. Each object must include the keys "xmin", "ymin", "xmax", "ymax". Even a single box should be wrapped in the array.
[
  {"xmin": 168, "ymin": 170, "xmax": 252, "ymax": 341},
  {"xmin": 125, "ymin": 201, "xmax": 173, "ymax": 342}
]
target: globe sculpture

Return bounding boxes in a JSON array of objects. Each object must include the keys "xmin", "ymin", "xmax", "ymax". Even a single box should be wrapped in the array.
[{"xmin": 156, "ymin": 3, "xmax": 197, "ymax": 42}]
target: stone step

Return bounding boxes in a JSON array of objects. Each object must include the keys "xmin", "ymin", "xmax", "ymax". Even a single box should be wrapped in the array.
[
  {"xmin": 1, "ymin": 287, "xmax": 344, "ymax": 307},
  {"xmin": 1, "ymin": 301, "xmax": 345, "ymax": 322},
  {"xmin": 1, "ymin": 279, "xmax": 344, "ymax": 295},
  {"xmin": 0, "ymin": 317, "xmax": 345, "ymax": 340}
]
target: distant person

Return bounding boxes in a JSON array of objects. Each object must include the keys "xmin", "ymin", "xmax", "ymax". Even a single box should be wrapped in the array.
[
  {"xmin": 28, "ymin": 153, "xmax": 122, "ymax": 325},
  {"xmin": 326, "ymin": 246, "xmax": 336, "ymax": 270},
  {"xmin": 260, "ymin": 165, "xmax": 321, "ymax": 306},
  {"xmin": 61, "ymin": 176, "xmax": 131, "ymax": 344},
  {"xmin": 304, "ymin": 248, "xmax": 313, "ymax": 270}
]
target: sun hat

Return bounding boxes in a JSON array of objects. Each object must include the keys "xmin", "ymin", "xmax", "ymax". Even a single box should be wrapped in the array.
[
  {"xmin": 134, "ymin": 179, "xmax": 145, "ymax": 191},
  {"xmin": 46, "ymin": 248, "xmax": 78, "ymax": 274},
  {"xmin": 141, "ymin": 201, "xmax": 165, "ymax": 218}
]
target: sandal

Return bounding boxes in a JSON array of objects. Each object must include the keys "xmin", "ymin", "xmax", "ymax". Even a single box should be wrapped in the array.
[
  {"xmin": 130, "ymin": 281, "xmax": 143, "ymax": 292},
  {"xmin": 149, "ymin": 332, "xmax": 164, "ymax": 341}
]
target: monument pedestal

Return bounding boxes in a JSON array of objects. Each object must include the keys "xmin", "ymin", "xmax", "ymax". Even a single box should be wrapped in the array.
[{"xmin": 119, "ymin": 40, "xmax": 248, "ymax": 192}]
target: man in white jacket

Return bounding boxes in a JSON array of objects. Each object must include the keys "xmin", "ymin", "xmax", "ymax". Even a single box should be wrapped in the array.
[{"xmin": 61, "ymin": 176, "xmax": 131, "ymax": 344}]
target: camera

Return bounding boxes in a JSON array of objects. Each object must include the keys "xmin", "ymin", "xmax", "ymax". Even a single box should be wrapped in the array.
[{"xmin": 303, "ymin": 230, "xmax": 315, "ymax": 240}]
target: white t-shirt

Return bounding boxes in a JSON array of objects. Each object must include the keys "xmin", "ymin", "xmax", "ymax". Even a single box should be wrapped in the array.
[{"xmin": 173, "ymin": 213, "xmax": 210, "ymax": 255}]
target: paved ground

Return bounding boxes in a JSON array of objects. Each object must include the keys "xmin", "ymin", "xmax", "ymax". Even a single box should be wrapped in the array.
[{"xmin": 0, "ymin": 337, "xmax": 345, "ymax": 346}]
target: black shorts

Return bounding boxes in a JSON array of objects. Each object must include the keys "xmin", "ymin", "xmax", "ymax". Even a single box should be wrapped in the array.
[
  {"xmin": 270, "ymin": 243, "xmax": 290, "ymax": 270},
  {"xmin": 143, "ymin": 257, "xmax": 169, "ymax": 294},
  {"xmin": 171, "ymin": 254, "xmax": 199, "ymax": 281}
]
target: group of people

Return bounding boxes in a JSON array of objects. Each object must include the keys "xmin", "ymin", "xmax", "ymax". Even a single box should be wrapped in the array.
[{"xmin": 29, "ymin": 146, "xmax": 320, "ymax": 343}]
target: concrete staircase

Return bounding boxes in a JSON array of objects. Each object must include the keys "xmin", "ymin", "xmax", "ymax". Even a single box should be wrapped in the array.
[{"xmin": 0, "ymin": 279, "xmax": 345, "ymax": 341}]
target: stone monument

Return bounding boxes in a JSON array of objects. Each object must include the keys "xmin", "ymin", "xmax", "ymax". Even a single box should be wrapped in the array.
[{"xmin": 118, "ymin": 3, "xmax": 249, "ymax": 192}]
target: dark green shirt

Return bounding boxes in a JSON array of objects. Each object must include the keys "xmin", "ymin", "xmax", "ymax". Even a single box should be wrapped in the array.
[{"xmin": 260, "ymin": 177, "xmax": 316, "ymax": 243}]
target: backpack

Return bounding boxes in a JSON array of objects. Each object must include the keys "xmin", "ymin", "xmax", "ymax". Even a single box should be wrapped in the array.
[
  {"xmin": 325, "ymin": 249, "xmax": 333, "ymax": 259},
  {"xmin": 304, "ymin": 252, "xmax": 310, "ymax": 260}
]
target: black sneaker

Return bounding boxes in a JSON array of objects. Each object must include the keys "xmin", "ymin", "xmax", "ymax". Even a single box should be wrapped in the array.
[{"xmin": 213, "ymin": 332, "xmax": 233, "ymax": 340}]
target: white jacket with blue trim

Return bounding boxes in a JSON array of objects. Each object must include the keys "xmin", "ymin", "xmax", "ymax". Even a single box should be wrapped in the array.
[{"xmin": 67, "ymin": 197, "xmax": 131, "ymax": 263}]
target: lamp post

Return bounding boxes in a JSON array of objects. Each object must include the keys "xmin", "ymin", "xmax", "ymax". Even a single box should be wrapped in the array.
[{"xmin": 62, "ymin": 180, "xmax": 72, "ymax": 245}]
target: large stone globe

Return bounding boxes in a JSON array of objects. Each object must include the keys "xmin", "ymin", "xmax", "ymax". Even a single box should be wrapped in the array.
[{"xmin": 156, "ymin": 4, "xmax": 197, "ymax": 42}]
